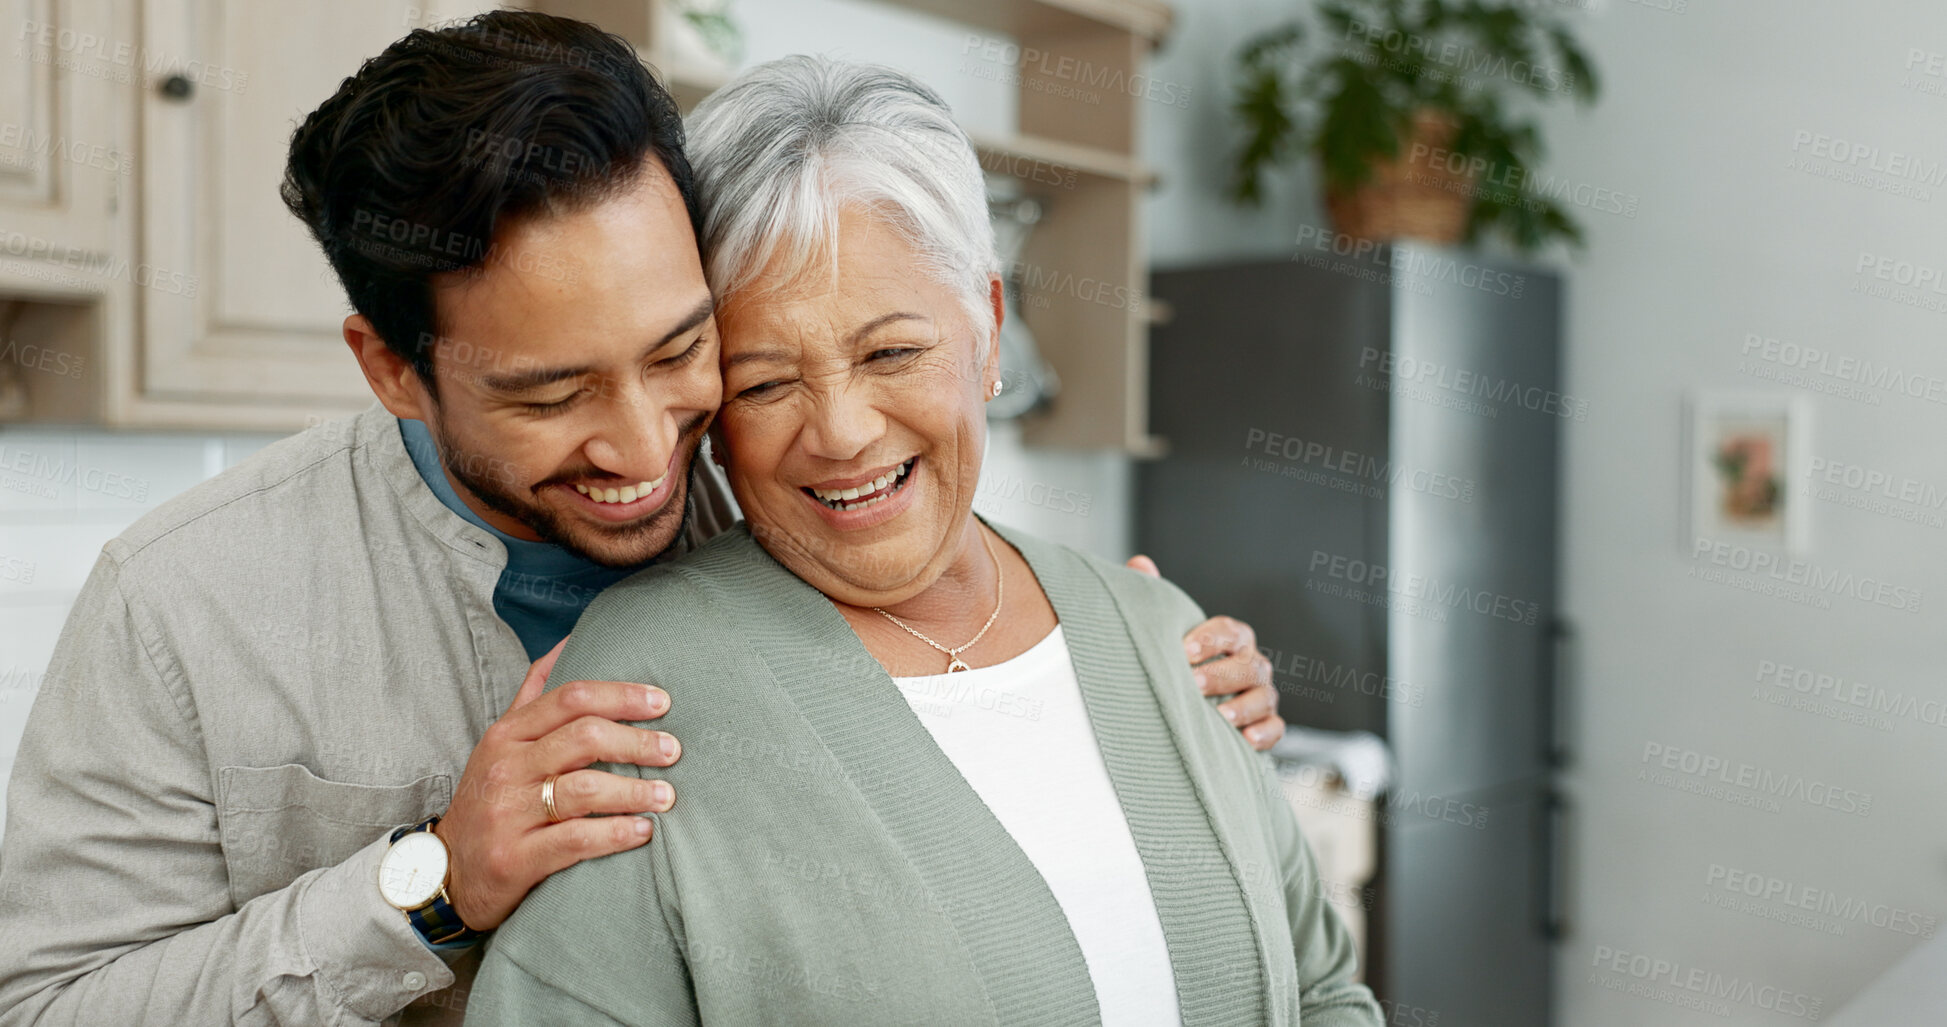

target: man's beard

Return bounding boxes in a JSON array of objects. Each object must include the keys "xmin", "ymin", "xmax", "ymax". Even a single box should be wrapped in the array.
[{"xmin": 432, "ymin": 414, "xmax": 706, "ymax": 569}]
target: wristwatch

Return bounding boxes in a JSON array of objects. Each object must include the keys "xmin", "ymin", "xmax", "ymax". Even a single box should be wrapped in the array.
[{"xmin": 378, "ymin": 816, "xmax": 481, "ymax": 947}]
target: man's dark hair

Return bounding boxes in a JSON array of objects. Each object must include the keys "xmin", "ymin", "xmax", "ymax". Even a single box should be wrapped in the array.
[{"xmin": 281, "ymin": 10, "xmax": 699, "ymax": 387}]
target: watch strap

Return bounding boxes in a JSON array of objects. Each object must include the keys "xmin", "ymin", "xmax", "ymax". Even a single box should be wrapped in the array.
[{"xmin": 390, "ymin": 816, "xmax": 483, "ymax": 947}]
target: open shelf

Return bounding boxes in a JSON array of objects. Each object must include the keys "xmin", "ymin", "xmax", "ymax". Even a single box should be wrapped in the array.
[
  {"xmin": 970, "ymin": 131, "xmax": 1156, "ymax": 187},
  {"xmin": 866, "ymin": 0, "xmax": 1174, "ymax": 453},
  {"xmin": 864, "ymin": 0, "xmax": 1172, "ymax": 45},
  {"xmin": 531, "ymin": 0, "xmax": 1172, "ymax": 454}
]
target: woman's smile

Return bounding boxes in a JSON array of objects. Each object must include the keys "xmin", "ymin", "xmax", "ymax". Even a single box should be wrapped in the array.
[{"xmin": 797, "ymin": 456, "xmax": 921, "ymax": 530}]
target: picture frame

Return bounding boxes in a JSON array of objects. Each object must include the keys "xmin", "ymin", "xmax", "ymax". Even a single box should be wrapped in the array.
[{"xmin": 1684, "ymin": 392, "xmax": 1812, "ymax": 554}]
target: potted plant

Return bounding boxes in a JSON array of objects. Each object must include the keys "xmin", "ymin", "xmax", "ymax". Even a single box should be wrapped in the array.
[{"xmin": 1230, "ymin": 0, "xmax": 1598, "ymax": 253}]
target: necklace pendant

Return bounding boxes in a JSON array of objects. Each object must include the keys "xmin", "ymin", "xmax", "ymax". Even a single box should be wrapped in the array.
[{"xmin": 946, "ymin": 657, "xmax": 972, "ymax": 673}]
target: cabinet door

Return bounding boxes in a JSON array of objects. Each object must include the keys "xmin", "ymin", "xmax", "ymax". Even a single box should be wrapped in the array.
[
  {"xmin": 0, "ymin": 0, "xmax": 119, "ymax": 291},
  {"xmin": 136, "ymin": 0, "xmax": 491, "ymax": 410}
]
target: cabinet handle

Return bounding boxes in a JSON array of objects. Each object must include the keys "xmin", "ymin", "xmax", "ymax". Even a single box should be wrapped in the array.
[{"xmin": 158, "ymin": 74, "xmax": 195, "ymax": 101}]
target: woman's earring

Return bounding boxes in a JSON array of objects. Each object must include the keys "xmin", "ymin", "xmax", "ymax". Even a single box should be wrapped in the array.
[{"xmin": 992, "ymin": 380, "xmax": 1004, "ymax": 397}]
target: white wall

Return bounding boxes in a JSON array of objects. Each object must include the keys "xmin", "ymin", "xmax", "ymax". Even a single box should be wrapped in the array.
[
  {"xmin": 1537, "ymin": 2, "xmax": 1947, "ymax": 1022},
  {"xmin": 1137, "ymin": 0, "xmax": 1947, "ymax": 1020},
  {"xmin": 1143, "ymin": 0, "xmax": 1333, "ymax": 266}
]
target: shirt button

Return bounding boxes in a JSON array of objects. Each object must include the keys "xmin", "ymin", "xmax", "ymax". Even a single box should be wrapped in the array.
[{"xmin": 403, "ymin": 970, "xmax": 428, "ymax": 991}]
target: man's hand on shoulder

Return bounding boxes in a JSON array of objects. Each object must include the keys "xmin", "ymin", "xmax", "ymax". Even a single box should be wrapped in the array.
[
  {"xmin": 1126, "ymin": 555, "xmax": 1285, "ymax": 752},
  {"xmin": 433, "ymin": 638, "xmax": 681, "ymax": 930}
]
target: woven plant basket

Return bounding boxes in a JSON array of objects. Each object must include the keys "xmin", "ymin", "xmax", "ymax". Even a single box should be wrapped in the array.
[{"xmin": 1323, "ymin": 109, "xmax": 1475, "ymax": 246}]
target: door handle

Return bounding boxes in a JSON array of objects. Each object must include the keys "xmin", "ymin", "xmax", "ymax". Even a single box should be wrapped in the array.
[
  {"xmin": 1540, "ymin": 618, "xmax": 1574, "ymax": 769},
  {"xmin": 1537, "ymin": 790, "xmax": 1569, "ymax": 941}
]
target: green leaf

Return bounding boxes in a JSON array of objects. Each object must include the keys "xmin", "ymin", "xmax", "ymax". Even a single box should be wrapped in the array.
[
  {"xmin": 1316, "ymin": 66, "xmax": 1406, "ymax": 189},
  {"xmin": 1550, "ymin": 26, "xmax": 1600, "ymax": 103},
  {"xmin": 1230, "ymin": 67, "xmax": 1298, "ymax": 204}
]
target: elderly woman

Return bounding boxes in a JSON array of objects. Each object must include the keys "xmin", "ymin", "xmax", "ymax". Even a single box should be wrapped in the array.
[{"xmin": 466, "ymin": 56, "xmax": 1381, "ymax": 1026}]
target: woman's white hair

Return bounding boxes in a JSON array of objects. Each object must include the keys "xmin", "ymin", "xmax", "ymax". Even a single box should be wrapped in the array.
[{"xmin": 684, "ymin": 55, "xmax": 999, "ymax": 348}]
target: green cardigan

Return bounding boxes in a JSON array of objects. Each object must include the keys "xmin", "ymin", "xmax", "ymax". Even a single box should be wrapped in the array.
[{"xmin": 466, "ymin": 522, "xmax": 1381, "ymax": 1027}]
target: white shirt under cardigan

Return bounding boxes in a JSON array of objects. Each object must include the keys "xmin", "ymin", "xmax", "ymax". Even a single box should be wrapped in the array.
[{"xmin": 893, "ymin": 625, "xmax": 1183, "ymax": 1026}]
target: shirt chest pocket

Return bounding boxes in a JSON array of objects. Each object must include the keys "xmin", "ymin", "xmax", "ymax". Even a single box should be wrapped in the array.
[{"xmin": 216, "ymin": 763, "xmax": 452, "ymax": 907}]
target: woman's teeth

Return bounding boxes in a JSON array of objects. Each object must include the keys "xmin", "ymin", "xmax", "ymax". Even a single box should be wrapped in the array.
[
  {"xmin": 573, "ymin": 475, "xmax": 666, "ymax": 505},
  {"xmin": 809, "ymin": 459, "xmax": 913, "ymax": 511}
]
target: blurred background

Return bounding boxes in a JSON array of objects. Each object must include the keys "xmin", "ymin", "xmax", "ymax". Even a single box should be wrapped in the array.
[{"xmin": 1, "ymin": 0, "xmax": 1943, "ymax": 1023}]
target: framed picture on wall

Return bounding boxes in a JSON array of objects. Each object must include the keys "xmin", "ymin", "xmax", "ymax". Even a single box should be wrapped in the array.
[{"xmin": 1685, "ymin": 392, "xmax": 1811, "ymax": 554}]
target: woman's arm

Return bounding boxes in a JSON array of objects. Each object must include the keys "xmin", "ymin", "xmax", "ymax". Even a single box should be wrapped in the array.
[
  {"xmin": 466, "ymin": 954, "xmax": 634, "ymax": 1026},
  {"xmin": 466, "ymin": 806, "xmax": 697, "ymax": 1027},
  {"xmin": 1130, "ymin": 561, "xmax": 1383, "ymax": 1025},
  {"xmin": 1252, "ymin": 763, "xmax": 1387, "ymax": 1026},
  {"xmin": 467, "ymin": 612, "xmax": 701, "ymax": 1026}
]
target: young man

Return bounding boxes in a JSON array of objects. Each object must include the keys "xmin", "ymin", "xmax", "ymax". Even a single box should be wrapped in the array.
[{"xmin": 0, "ymin": 12, "xmax": 1283, "ymax": 1025}]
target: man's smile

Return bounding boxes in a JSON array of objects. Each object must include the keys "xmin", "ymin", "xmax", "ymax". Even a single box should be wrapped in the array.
[{"xmin": 552, "ymin": 445, "xmax": 685, "ymax": 523}]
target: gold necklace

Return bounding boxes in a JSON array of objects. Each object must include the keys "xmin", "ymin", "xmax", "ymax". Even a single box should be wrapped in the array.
[{"xmin": 873, "ymin": 528, "xmax": 1004, "ymax": 673}]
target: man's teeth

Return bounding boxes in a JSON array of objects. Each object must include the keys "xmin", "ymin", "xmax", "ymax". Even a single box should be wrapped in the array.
[
  {"xmin": 573, "ymin": 475, "xmax": 666, "ymax": 504},
  {"xmin": 809, "ymin": 460, "xmax": 913, "ymax": 511}
]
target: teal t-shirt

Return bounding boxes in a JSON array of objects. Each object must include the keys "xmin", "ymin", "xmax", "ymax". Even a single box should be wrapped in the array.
[{"xmin": 398, "ymin": 418, "xmax": 642, "ymax": 661}]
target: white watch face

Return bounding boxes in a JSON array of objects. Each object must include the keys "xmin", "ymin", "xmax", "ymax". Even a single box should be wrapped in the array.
[{"xmin": 378, "ymin": 830, "xmax": 449, "ymax": 910}]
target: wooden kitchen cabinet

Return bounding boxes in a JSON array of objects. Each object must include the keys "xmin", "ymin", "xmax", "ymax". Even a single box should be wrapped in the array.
[
  {"xmin": 0, "ymin": 0, "xmax": 499, "ymax": 428},
  {"xmin": 0, "ymin": 0, "xmax": 121, "ymax": 291},
  {"xmin": 3, "ymin": 0, "xmax": 1172, "ymax": 445},
  {"xmin": 128, "ymin": 0, "xmax": 498, "ymax": 428},
  {"xmin": 0, "ymin": 0, "xmax": 714, "ymax": 429},
  {"xmin": 869, "ymin": 0, "xmax": 1173, "ymax": 454}
]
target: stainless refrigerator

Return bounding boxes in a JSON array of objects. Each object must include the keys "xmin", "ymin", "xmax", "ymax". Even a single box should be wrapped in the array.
[{"xmin": 1136, "ymin": 244, "xmax": 1568, "ymax": 1027}]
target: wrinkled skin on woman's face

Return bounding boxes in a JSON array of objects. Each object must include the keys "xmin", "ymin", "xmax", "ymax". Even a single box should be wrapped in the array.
[{"xmin": 712, "ymin": 207, "xmax": 1002, "ymax": 608}]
